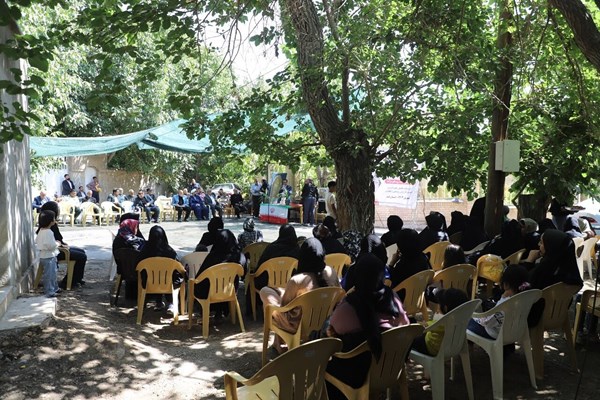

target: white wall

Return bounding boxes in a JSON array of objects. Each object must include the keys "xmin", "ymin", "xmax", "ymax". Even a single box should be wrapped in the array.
[{"xmin": 0, "ymin": 21, "xmax": 36, "ymax": 316}]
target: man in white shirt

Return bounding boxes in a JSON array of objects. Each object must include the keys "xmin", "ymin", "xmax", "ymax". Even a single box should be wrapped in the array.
[{"xmin": 325, "ymin": 180, "xmax": 337, "ymax": 220}]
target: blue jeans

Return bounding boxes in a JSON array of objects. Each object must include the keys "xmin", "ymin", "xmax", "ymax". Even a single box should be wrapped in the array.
[
  {"xmin": 303, "ymin": 196, "xmax": 316, "ymax": 225},
  {"xmin": 41, "ymin": 256, "xmax": 59, "ymax": 296}
]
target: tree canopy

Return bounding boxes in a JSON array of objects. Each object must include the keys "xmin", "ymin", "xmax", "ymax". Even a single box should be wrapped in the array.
[{"xmin": 4, "ymin": 0, "xmax": 600, "ymax": 232}]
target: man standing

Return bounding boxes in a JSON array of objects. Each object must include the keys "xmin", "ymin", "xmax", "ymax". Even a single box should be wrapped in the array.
[
  {"xmin": 250, "ymin": 178, "xmax": 262, "ymax": 218},
  {"xmin": 86, "ymin": 176, "xmax": 101, "ymax": 203},
  {"xmin": 325, "ymin": 180, "xmax": 337, "ymax": 220},
  {"xmin": 61, "ymin": 174, "xmax": 75, "ymax": 196},
  {"xmin": 301, "ymin": 178, "xmax": 319, "ymax": 226}
]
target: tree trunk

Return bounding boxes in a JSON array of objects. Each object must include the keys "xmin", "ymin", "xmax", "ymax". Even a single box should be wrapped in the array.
[
  {"xmin": 517, "ymin": 194, "xmax": 550, "ymax": 222},
  {"xmin": 332, "ymin": 129, "xmax": 374, "ymax": 233},
  {"xmin": 549, "ymin": 0, "xmax": 600, "ymax": 72},
  {"xmin": 283, "ymin": 0, "xmax": 374, "ymax": 233},
  {"xmin": 484, "ymin": 0, "xmax": 513, "ymax": 237}
]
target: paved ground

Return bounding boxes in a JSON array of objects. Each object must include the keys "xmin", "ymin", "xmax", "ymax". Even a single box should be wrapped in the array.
[{"xmin": 0, "ymin": 218, "xmax": 599, "ymax": 399}]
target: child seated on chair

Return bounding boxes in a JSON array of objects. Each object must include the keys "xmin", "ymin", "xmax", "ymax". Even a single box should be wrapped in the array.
[
  {"xmin": 35, "ymin": 210, "xmax": 61, "ymax": 298},
  {"xmin": 412, "ymin": 288, "xmax": 469, "ymax": 356},
  {"xmin": 467, "ymin": 265, "xmax": 530, "ymax": 340}
]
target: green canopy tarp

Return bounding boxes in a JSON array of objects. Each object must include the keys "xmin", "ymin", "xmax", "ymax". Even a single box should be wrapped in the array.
[{"xmin": 29, "ymin": 114, "xmax": 313, "ymax": 158}]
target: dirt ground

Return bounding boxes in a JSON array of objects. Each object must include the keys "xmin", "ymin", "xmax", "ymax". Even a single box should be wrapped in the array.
[{"xmin": 1, "ymin": 220, "xmax": 599, "ymax": 399}]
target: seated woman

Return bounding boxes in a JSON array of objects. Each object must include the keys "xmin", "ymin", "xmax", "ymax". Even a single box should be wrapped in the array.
[
  {"xmin": 196, "ymin": 217, "xmax": 224, "ymax": 249},
  {"xmin": 39, "ymin": 202, "xmax": 88, "ymax": 289},
  {"xmin": 237, "ymin": 217, "xmax": 263, "ymax": 250},
  {"xmin": 325, "ymin": 253, "xmax": 409, "ymax": 400},
  {"xmin": 138, "ymin": 225, "xmax": 183, "ymax": 312},
  {"xmin": 523, "ymin": 229, "xmax": 583, "ymax": 289},
  {"xmin": 342, "ymin": 234, "xmax": 388, "ymax": 291},
  {"xmin": 194, "ymin": 229, "xmax": 246, "ymax": 316},
  {"xmin": 389, "ymin": 229, "xmax": 432, "ymax": 289},
  {"xmin": 313, "ymin": 224, "xmax": 346, "ymax": 255},
  {"xmin": 467, "ymin": 219, "xmax": 523, "ymax": 264},
  {"xmin": 253, "ymin": 224, "xmax": 300, "ymax": 292},
  {"xmin": 380, "ymin": 215, "xmax": 404, "ymax": 247},
  {"xmin": 113, "ymin": 219, "xmax": 145, "ymax": 253},
  {"xmin": 323, "ymin": 216, "xmax": 342, "ymax": 240},
  {"xmin": 447, "ymin": 211, "xmax": 467, "ymax": 237},
  {"xmin": 259, "ymin": 238, "xmax": 340, "ymax": 354},
  {"xmin": 418, "ymin": 211, "xmax": 449, "ymax": 251}
]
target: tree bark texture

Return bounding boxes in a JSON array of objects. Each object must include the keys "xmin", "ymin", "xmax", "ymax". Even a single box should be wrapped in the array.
[
  {"xmin": 550, "ymin": 0, "xmax": 600, "ymax": 72},
  {"xmin": 517, "ymin": 194, "xmax": 550, "ymax": 222},
  {"xmin": 485, "ymin": 0, "xmax": 513, "ymax": 237},
  {"xmin": 283, "ymin": 0, "xmax": 374, "ymax": 233}
]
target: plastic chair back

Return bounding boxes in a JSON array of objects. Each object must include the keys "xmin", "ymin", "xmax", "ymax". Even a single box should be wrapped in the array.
[
  {"xmin": 424, "ymin": 241, "xmax": 451, "ymax": 271},
  {"xmin": 370, "ymin": 324, "xmax": 425, "ymax": 392},
  {"xmin": 244, "ymin": 241, "xmax": 270, "ymax": 273},
  {"xmin": 181, "ymin": 251, "xmax": 209, "ymax": 279},
  {"xmin": 255, "ymin": 257, "xmax": 298, "ymax": 288},
  {"xmin": 503, "ymin": 248, "xmax": 525, "ymax": 266},
  {"xmin": 226, "ymin": 338, "xmax": 342, "ymax": 400},
  {"xmin": 472, "ymin": 254, "xmax": 506, "ymax": 299},
  {"xmin": 435, "ymin": 299, "xmax": 482, "ymax": 358},
  {"xmin": 491, "ymin": 289, "xmax": 542, "ymax": 344},
  {"xmin": 194, "ymin": 262, "xmax": 243, "ymax": 303},
  {"xmin": 432, "ymin": 264, "xmax": 476, "ymax": 294},
  {"xmin": 121, "ymin": 200, "xmax": 134, "ymax": 213},
  {"xmin": 80, "ymin": 201, "xmax": 102, "ymax": 226},
  {"xmin": 385, "ymin": 243, "xmax": 397, "ymax": 265},
  {"xmin": 262, "ymin": 286, "xmax": 345, "ymax": 365},
  {"xmin": 541, "ymin": 282, "xmax": 581, "ymax": 331},
  {"xmin": 135, "ymin": 257, "xmax": 186, "ymax": 325},
  {"xmin": 325, "ymin": 253, "xmax": 351, "ymax": 278},
  {"xmin": 136, "ymin": 257, "xmax": 185, "ymax": 293},
  {"xmin": 464, "ymin": 240, "xmax": 490, "ymax": 255},
  {"xmin": 59, "ymin": 201, "xmax": 75, "ymax": 226},
  {"xmin": 577, "ymin": 237, "xmax": 598, "ymax": 279},
  {"xmin": 188, "ymin": 262, "xmax": 245, "ymax": 337},
  {"xmin": 392, "ymin": 270, "xmax": 434, "ymax": 317}
]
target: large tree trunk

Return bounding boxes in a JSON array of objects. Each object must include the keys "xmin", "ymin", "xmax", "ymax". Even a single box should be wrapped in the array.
[
  {"xmin": 517, "ymin": 193, "xmax": 550, "ymax": 222},
  {"xmin": 283, "ymin": 0, "xmax": 374, "ymax": 233},
  {"xmin": 485, "ymin": 0, "xmax": 513, "ymax": 237},
  {"xmin": 550, "ymin": 0, "xmax": 600, "ymax": 72}
]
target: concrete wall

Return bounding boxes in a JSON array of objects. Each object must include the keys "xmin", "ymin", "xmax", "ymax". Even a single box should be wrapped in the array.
[
  {"xmin": 33, "ymin": 155, "xmax": 163, "ymax": 200},
  {"xmin": 0, "ymin": 22, "xmax": 36, "ymax": 317}
]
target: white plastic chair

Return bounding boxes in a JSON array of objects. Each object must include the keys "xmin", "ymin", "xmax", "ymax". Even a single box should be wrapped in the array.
[
  {"xmin": 410, "ymin": 299, "xmax": 481, "ymax": 400},
  {"xmin": 181, "ymin": 251, "xmax": 210, "ymax": 279},
  {"xmin": 466, "ymin": 289, "xmax": 542, "ymax": 400},
  {"xmin": 121, "ymin": 200, "xmax": 134, "ymax": 213},
  {"xmin": 577, "ymin": 237, "xmax": 598, "ymax": 279}
]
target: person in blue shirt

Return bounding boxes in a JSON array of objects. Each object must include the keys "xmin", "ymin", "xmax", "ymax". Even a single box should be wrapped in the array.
[{"xmin": 171, "ymin": 189, "xmax": 191, "ymax": 222}]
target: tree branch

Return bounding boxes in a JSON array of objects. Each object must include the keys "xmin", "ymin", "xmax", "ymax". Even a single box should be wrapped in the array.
[{"xmin": 549, "ymin": 0, "xmax": 600, "ymax": 72}]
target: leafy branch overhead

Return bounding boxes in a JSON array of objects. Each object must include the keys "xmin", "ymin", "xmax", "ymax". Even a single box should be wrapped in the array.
[{"xmin": 5, "ymin": 0, "xmax": 600, "ymax": 229}]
